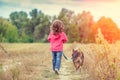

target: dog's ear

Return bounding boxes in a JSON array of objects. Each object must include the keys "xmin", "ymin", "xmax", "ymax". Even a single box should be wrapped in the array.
[
  {"xmin": 77, "ymin": 49, "xmax": 82, "ymax": 53},
  {"xmin": 77, "ymin": 49, "xmax": 80, "ymax": 53},
  {"xmin": 72, "ymin": 49, "xmax": 75, "ymax": 52}
]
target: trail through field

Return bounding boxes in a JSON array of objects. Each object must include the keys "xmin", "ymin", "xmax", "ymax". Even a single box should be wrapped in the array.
[
  {"xmin": 0, "ymin": 43, "xmax": 92, "ymax": 80},
  {"xmin": 1, "ymin": 43, "xmax": 120, "ymax": 80},
  {"xmin": 40, "ymin": 59, "xmax": 90, "ymax": 80}
]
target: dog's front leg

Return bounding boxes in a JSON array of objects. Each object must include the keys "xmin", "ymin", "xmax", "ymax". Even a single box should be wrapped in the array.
[{"xmin": 73, "ymin": 62, "xmax": 78, "ymax": 70}]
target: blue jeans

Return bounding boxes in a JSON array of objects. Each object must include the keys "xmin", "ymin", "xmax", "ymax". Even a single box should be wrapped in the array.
[{"xmin": 52, "ymin": 51, "xmax": 63, "ymax": 71}]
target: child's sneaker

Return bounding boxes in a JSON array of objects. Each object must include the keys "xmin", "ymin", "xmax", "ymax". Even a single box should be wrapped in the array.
[{"xmin": 55, "ymin": 68, "xmax": 59, "ymax": 75}]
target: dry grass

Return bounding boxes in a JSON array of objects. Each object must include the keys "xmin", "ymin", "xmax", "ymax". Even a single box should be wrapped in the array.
[{"xmin": 0, "ymin": 42, "xmax": 120, "ymax": 80}]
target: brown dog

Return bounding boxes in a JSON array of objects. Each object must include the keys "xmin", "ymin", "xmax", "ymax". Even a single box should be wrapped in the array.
[{"xmin": 72, "ymin": 48, "xmax": 84, "ymax": 71}]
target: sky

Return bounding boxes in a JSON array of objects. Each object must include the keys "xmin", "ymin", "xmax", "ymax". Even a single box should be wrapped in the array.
[{"xmin": 0, "ymin": 0, "xmax": 120, "ymax": 28}]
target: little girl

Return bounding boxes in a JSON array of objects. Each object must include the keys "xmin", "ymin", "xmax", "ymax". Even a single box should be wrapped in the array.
[{"xmin": 48, "ymin": 20, "xmax": 68, "ymax": 75}]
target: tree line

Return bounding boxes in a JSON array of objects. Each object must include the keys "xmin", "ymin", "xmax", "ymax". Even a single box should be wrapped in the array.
[{"xmin": 0, "ymin": 8, "xmax": 120, "ymax": 43}]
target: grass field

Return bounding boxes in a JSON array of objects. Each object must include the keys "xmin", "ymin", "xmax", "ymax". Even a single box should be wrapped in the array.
[{"xmin": 0, "ymin": 43, "xmax": 120, "ymax": 80}]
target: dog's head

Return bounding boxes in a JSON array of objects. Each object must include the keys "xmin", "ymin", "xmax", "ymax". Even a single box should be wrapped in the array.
[
  {"xmin": 72, "ymin": 48, "xmax": 82, "ymax": 61},
  {"xmin": 72, "ymin": 48, "xmax": 82, "ymax": 55}
]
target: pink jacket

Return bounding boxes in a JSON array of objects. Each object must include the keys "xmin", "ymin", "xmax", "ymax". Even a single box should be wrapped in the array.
[{"xmin": 48, "ymin": 32, "xmax": 68, "ymax": 51}]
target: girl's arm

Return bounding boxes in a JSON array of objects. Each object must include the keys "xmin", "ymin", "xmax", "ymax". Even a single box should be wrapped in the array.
[
  {"xmin": 62, "ymin": 32, "xmax": 68, "ymax": 43},
  {"xmin": 48, "ymin": 33, "xmax": 51, "ymax": 42}
]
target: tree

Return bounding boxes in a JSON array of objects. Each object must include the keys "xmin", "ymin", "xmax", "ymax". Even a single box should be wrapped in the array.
[
  {"xmin": 58, "ymin": 8, "xmax": 74, "ymax": 35},
  {"xmin": 88, "ymin": 22, "xmax": 98, "ymax": 43},
  {"xmin": 34, "ymin": 15, "xmax": 50, "ymax": 41},
  {"xmin": 30, "ymin": 9, "xmax": 38, "ymax": 19},
  {"xmin": 0, "ymin": 18, "xmax": 7, "ymax": 42},
  {"xmin": 9, "ymin": 11, "xmax": 29, "ymax": 36},
  {"xmin": 97, "ymin": 16, "xmax": 120, "ymax": 43},
  {"xmin": 26, "ymin": 9, "xmax": 51, "ymax": 42},
  {"xmin": 75, "ymin": 11, "xmax": 94, "ymax": 43},
  {"xmin": 0, "ymin": 18, "xmax": 18, "ymax": 42},
  {"xmin": 67, "ymin": 22, "xmax": 80, "ymax": 42}
]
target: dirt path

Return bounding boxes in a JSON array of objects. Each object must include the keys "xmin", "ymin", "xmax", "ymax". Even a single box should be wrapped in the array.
[{"xmin": 40, "ymin": 59, "xmax": 90, "ymax": 80}]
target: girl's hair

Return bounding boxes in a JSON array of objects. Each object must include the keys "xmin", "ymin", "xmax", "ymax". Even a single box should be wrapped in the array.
[{"xmin": 50, "ymin": 20, "xmax": 64, "ymax": 34}]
